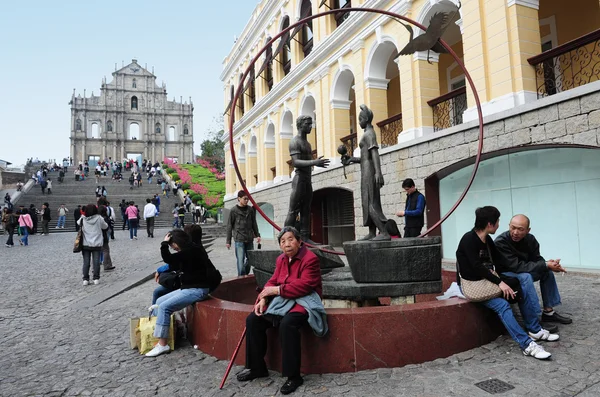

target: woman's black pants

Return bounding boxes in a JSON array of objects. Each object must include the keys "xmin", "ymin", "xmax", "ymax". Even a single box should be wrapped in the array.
[{"xmin": 245, "ymin": 311, "xmax": 308, "ymax": 378}]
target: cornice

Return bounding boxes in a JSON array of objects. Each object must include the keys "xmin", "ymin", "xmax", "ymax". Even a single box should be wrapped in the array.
[
  {"xmin": 223, "ymin": 0, "xmax": 396, "ymax": 142},
  {"xmin": 506, "ymin": 0, "xmax": 539, "ymax": 9}
]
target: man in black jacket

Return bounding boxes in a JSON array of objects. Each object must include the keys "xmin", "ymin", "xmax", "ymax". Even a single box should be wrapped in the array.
[
  {"xmin": 226, "ymin": 190, "xmax": 261, "ymax": 276},
  {"xmin": 495, "ymin": 214, "xmax": 572, "ymax": 326},
  {"xmin": 395, "ymin": 178, "xmax": 426, "ymax": 237}
]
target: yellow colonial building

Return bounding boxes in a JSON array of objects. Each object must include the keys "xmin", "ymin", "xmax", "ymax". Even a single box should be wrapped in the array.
[{"xmin": 222, "ymin": 0, "xmax": 600, "ymax": 270}]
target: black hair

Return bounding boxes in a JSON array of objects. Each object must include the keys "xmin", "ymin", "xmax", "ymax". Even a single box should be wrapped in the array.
[
  {"xmin": 146, "ymin": 198, "xmax": 151, "ymax": 203},
  {"xmin": 169, "ymin": 229, "xmax": 192, "ymax": 249},
  {"xmin": 474, "ymin": 206, "xmax": 501, "ymax": 231},
  {"xmin": 99, "ymin": 205, "xmax": 108, "ymax": 217},
  {"xmin": 84, "ymin": 204, "xmax": 98, "ymax": 217},
  {"xmin": 385, "ymin": 219, "xmax": 401, "ymax": 237},
  {"xmin": 402, "ymin": 178, "xmax": 415, "ymax": 189},
  {"xmin": 183, "ymin": 224, "xmax": 203, "ymax": 244}
]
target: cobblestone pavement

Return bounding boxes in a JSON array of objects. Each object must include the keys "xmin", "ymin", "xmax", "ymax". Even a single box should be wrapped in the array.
[{"xmin": 1, "ymin": 229, "xmax": 599, "ymax": 396}]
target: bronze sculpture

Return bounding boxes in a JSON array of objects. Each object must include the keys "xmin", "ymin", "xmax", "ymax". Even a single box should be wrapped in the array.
[
  {"xmin": 284, "ymin": 115, "xmax": 330, "ymax": 242},
  {"xmin": 342, "ymin": 105, "xmax": 390, "ymax": 241}
]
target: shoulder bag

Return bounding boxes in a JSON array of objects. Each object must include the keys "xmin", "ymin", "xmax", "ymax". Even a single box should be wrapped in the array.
[
  {"xmin": 73, "ymin": 221, "xmax": 83, "ymax": 253},
  {"xmin": 458, "ymin": 244, "xmax": 502, "ymax": 302},
  {"xmin": 158, "ymin": 271, "xmax": 182, "ymax": 290}
]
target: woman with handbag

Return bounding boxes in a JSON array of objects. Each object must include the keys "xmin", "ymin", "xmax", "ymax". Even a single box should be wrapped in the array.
[
  {"xmin": 77, "ymin": 204, "xmax": 108, "ymax": 285},
  {"xmin": 17, "ymin": 209, "xmax": 33, "ymax": 246},
  {"xmin": 146, "ymin": 228, "xmax": 221, "ymax": 357},
  {"xmin": 456, "ymin": 206, "xmax": 558, "ymax": 360}
]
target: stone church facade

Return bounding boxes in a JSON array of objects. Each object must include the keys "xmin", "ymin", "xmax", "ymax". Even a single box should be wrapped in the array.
[{"xmin": 70, "ymin": 59, "xmax": 194, "ymax": 166}]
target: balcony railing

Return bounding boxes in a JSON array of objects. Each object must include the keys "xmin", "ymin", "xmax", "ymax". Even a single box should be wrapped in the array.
[
  {"xmin": 427, "ymin": 87, "xmax": 467, "ymax": 132},
  {"xmin": 339, "ymin": 132, "xmax": 357, "ymax": 155},
  {"xmin": 528, "ymin": 29, "xmax": 600, "ymax": 98},
  {"xmin": 376, "ymin": 113, "xmax": 403, "ymax": 148}
]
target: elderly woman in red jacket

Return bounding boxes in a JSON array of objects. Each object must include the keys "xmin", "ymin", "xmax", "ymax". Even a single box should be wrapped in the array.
[{"xmin": 237, "ymin": 226, "xmax": 326, "ymax": 395}]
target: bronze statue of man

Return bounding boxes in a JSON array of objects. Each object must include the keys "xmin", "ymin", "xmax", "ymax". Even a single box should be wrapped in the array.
[
  {"xmin": 284, "ymin": 115, "xmax": 330, "ymax": 242},
  {"xmin": 342, "ymin": 105, "xmax": 390, "ymax": 240}
]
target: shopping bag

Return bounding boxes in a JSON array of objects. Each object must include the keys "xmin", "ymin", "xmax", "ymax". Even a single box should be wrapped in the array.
[{"xmin": 132, "ymin": 315, "xmax": 175, "ymax": 354}]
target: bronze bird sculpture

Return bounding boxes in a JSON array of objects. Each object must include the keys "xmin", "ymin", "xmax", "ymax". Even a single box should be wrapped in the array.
[{"xmin": 395, "ymin": 3, "xmax": 461, "ymax": 64}]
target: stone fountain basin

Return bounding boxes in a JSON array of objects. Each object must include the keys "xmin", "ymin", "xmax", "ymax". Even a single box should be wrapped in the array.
[{"xmin": 187, "ymin": 270, "xmax": 502, "ymax": 374}]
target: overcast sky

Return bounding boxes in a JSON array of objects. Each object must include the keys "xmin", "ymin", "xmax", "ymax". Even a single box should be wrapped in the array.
[{"xmin": 0, "ymin": 0, "xmax": 258, "ymax": 167}]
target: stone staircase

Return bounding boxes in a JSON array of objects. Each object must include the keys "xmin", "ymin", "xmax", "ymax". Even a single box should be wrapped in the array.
[{"xmin": 14, "ymin": 169, "xmax": 196, "ymax": 234}]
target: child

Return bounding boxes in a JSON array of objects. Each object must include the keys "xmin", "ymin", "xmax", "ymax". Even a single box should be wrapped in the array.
[{"xmin": 172, "ymin": 204, "xmax": 180, "ymax": 228}]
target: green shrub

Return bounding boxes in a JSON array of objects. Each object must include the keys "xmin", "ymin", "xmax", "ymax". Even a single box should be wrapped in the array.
[
  {"xmin": 162, "ymin": 164, "xmax": 168, "ymax": 169},
  {"xmin": 172, "ymin": 173, "xmax": 181, "ymax": 181},
  {"xmin": 166, "ymin": 167, "xmax": 175, "ymax": 174},
  {"xmin": 181, "ymin": 183, "xmax": 190, "ymax": 190},
  {"xmin": 191, "ymin": 194, "xmax": 202, "ymax": 203}
]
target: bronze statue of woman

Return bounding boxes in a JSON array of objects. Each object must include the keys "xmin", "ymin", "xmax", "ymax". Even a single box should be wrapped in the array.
[{"xmin": 342, "ymin": 105, "xmax": 390, "ymax": 240}]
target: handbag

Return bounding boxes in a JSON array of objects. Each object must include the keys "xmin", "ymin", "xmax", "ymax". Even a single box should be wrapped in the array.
[
  {"xmin": 73, "ymin": 222, "xmax": 83, "ymax": 253},
  {"xmin": 458, "ymin": 244, "xmax": 502, "ymax": 302},
  {"xmin": 158, "ymin": 271, "xmax": 181, "ymax": 290}
]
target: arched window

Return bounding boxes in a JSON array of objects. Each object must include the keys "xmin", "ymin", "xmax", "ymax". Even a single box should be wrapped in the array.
[
  {"xmin": 131, "ymin": 96, "xmax": 138, "ymax": 110},
  {"xmin": 168, "ymin": 126, "xmax": 176, "ymax": 141},
  {"xmin": 106, "ymin": 120, "xmax": 113, "ymax": 132},
  {"xmin": 183, "ymin": 124, "xmax": 189, "ymax": 135},
  {"xmin": 280, "ymin": 16, "xmax": 291, "ymax": 76},
  {"xmin": 129, "ymin": 123, "xmax": 140, "ymax": 140},
  {"xmin": 91, "ymin": 123, "xmax": 99, "ymax": 139},
  {"xmin": 132, "ymin": 78, "xmax": 137, "ymax": 88},
  {"xmin": 334, "ymin": 0, "xmax": 351, "ymax": 27},
  {"xmin": 300, "ymin": 0, "xmax": 313, "ymax": 57},
  {"xmin": 155, "ymin": 123, "xmax": 161, "ymax": 134}
]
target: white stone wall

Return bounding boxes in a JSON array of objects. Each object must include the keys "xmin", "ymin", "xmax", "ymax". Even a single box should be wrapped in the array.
[{"xmin": 226, "ymin": 86, "xmax": 600, "ymax": 239}]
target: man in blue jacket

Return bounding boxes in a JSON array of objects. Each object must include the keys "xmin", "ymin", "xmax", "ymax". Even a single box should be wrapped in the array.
[{"xmin": 395, "ymin": 178, "xmax": 426, "ymax": 237}]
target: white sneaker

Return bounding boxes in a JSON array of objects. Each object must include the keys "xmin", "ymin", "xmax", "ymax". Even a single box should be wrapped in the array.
[
  {"xmin": 523, "ymin": 341, "xmax": 552, "ymax": 359},
  {"xmin": 145, "ymin": 343, "xmax": 170, "ymax": 357},
  {"xmin": 93, "ymin": 279, "xmax": 100, "ymax": 285},
  {"xmin": 134, "ymin": 236, "xmax": 138, "ymax": 240},
  {"xmin": 83, "ymin": 280, "xmax": 89, "ymax": 286},
  {"xmin": 528, "ymin": 328, "xmax": 559, "ymax": 342}
]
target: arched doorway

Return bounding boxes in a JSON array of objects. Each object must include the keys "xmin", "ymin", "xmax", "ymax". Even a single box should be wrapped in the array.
[
  {"xmin": 311, "ymin": 187, "xmax": 355, "ymax": 246},
  {"xmin": 330, "ymin": 67, "xmax": 357, "ymax": 155},
  {"xmin": 255, "ymin": 202, "xmax": 276, "ymax": 240},
  {"xmin": 129, "ymin": 123, "xmax": 140, "ymax": 140},
  {"xmin": 435, "ymin": 146, "xmax": 600, "ymax": 269},
  {"xmin": 365, "ymin": 39, "xmax": 401, "ymax": 147}
]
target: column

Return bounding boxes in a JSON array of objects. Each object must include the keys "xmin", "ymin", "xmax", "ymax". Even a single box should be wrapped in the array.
[
  {"xmin": 363, "ymin": 78, "xmax": 389, "ymax": 143},
  {"xmin": 81, "ymin": 142, "xmax": 86, "ymax": 163}
]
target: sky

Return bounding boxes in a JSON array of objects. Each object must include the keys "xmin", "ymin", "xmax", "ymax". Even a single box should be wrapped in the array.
[{"xmin": 0, "ymin": 0, "xmax": 258, "ymax": 168}]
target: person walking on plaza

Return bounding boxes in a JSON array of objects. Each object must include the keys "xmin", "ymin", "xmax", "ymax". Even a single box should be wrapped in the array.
[
  {"xmin": 395, "ymin": 178, "xmax": 426, "ymax": 237},
  {"xmin": 3, "ymin": 208, "xmax": 18, "ymax": 247},
  {"xmin": 172, "ymin": 204, "xmax": 180, "ymax": 228},
  {"xmin": 152, "ymin": 194, "xmax": 161, "ymax": 214},
  {"xmin": 119, "ymin": 199, "xmax": 128, "ymax": 230},
  {"xmin": 46, "ymin": 178, "xmax": 53, "ymax": 194},
  {"xmin": 77, "ymin": 204, "xmax": 108, "ymax": 285},
  {"xmin": 18, "ymin": 209, "xmax": 33, "ymax": 246},
  {"xmin": 226, "ymin": 190, "xmax": 261, "ymax": 276},
  {"xmin": 144, "ymin": 198, "xmax": 157, "ymax": 238},
  {"xmin": 178, "ymin": 204, "xmax": 186, "ymax": 228},
  {"xmin": 125, "ymin": 201, "xmax": 139, "ymax": 240},
  {"xmin": 4, "ymin": 193, "xmax": 12, "ymax": 210},
  {"xmin": 56, "ymin": 204, "xmax": 68, "ymax": 229},
  {"xmin": 29, "ymin": 204, "xmax": 38, "ymax": 234},
  {"xmin": 99, "ymin": 205, "xmax": 115, "ymax": 271},
  {"xmin": 40, "ymin": 203, "xmax": 51, "ymax": 235},
  {"xmin": 456, "ymin": 206, "xmax": 558, "ymax": 360},
  {"xmin": 74, "ymin": 205, "xmax": 82, "ymax": 232}
]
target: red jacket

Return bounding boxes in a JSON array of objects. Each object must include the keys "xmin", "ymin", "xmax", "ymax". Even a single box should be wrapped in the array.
[{"xmin": 265, "ymin": 245, "xmax": 322, "ymax": 314}]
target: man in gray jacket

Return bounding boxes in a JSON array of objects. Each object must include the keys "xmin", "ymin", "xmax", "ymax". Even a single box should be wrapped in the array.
[
  {"xmin": 495, "ymin": 214, "xmax": 572, "ymax": 327},
  {"xmin": 226, "ymin": 190, "xmax": 261, "ymax": 276}
]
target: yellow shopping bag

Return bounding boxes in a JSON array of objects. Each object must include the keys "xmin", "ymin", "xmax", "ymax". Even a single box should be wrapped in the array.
[{"xmin": 133, "ymin": 316, "xmax": 175, "ymax": 355}]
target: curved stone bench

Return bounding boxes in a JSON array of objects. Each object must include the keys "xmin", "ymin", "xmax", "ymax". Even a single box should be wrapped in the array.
[{"xmin": 188, "ymin": 270, "xmax": 502, "ymax": 374}]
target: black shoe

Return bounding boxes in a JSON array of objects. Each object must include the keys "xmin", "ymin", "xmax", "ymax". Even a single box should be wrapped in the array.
[
  {"xmin": 236, "ymin": 369, "xmax": 269, "ymax": 382},
  {"xmin": 280, "ymin": 377, "xmax": 303, "ymax": 395},
  {"xmin": 540, "ymin": 322, "xmax": 558, "ymax": 333},
  {"xmin": 542, "ymin": 312, "xmax": 572, "ymax": 324},
  {"xmin": 104, "ymin": 266, "xmax": 116, "ymax": 271}
]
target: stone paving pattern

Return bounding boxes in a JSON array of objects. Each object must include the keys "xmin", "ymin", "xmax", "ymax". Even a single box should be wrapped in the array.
[{"xmin": 1, "ymin": 230, "xmax": 599, "ymax": 396}]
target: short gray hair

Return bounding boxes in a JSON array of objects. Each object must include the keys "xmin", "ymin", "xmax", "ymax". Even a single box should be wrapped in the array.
[{"xmin": 277, "ymin": 226, "xmax": 301, "ymax": 244}]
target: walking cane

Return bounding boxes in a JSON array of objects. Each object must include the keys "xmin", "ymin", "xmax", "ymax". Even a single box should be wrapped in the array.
[{"xmin": 219, "ymin": 290, "xmax": 262, "ymax": 389}]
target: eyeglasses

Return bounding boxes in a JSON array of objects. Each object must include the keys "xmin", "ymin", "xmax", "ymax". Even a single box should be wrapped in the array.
[{"xmin": 239, "ymin": 197, "xmax": 249, "ymax": 201}]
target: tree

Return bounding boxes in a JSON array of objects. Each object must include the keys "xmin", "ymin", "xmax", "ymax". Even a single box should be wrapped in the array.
[{"xmin": 198, "ymin": 115, "xmax": 225, "ymax": 172}]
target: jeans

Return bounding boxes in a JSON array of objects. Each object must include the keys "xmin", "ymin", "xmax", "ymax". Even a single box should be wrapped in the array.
[
  {"xmin": 173, "ymin": 218, "xmax": 179, "ymax": 228},
  {"xmin": 82, "ymin": 250, "xmax": 101, "ymax": 280},
  {"xmin": 152, "ymin": 288, "xmax": 210, "ymax": 338},
  {"xmin": 501, "ymin": 272, "xmax": 543, "ymax": 333},
  {"xmin": 152, "ymin": 285, "xmax": 172, "ymax": 305},
  {"xmin": 5, "ymin": 226, "xmax": 14, "ymax": 246},
  {"xmin": 20, "ymin": 226, "xmax": 29, "ymax": 245},
  {"xmin": 481, "ymin": 297, "xmax": 533, "ymax": 350},
  {"xmin": 57, "ymin": 215, "xmax": 66, "ymax": 228},
  {"xmin": 129, "ymin": 219, "xmax": 138, "ymax": 239},
  {"xmin": 235, "ymin": 241, "xmax": 254, "ymax": 276},
  {"xmin": 532, "ymin": 270, "xmax": 561, "ymax": 309}
]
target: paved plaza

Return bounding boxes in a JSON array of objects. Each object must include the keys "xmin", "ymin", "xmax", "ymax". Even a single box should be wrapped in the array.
[{"xmin": 1, "ymin": 228, "xmax": 599, "ymax": 396}]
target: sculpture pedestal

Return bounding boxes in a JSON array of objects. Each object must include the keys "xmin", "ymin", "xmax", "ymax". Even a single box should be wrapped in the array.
[{"xmin": 343, "ymin": 237, "xmax": 442, "ymax": 284}]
